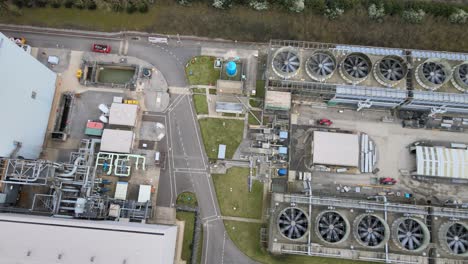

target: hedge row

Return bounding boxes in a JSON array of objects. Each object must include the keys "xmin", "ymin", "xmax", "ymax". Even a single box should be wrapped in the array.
[{"xmin": 11, "ymin": 0, "xmax": 150, "ymax": 12}]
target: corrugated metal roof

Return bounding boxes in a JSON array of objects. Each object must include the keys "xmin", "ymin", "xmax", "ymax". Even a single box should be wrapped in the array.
[
  {"xmin": 336, "ymin": 85, "xmax": 407, "ymax": 99},
  {"xmin": 416, "ymin": 146, "xmax": 468, "ymax": 179},
  {"xmin": 215, "ymin": 102, "xmax": 243, "ymax": 114},
  {"xmin": 335, "ymin": 45, "xmax": 404, "ymax": 56}
]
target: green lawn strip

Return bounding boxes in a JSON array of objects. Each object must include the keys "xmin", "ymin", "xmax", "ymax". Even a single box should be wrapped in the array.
[
  {"xmin": 212, "ymin": 167, "xmax": 263, "ymax": 219},
  {"xmin": 176, "ymin": 192, "xmax": 198, "ymax": 207},
  {"xmin": 248, "ymin": 111, "xmax": 262, "ymax": 125},
  {"xmin": 198, "ymin": 118, "xmax": 244, "ymax": 159},
  {"xmin": 222, "ymin": 113, "xmax": 237, "ymax": 117},
  {"xmin": 192, "ymin": 88, "xmax": 206, "ymax": 94},
  {"xmin": 224, "ymin": 220, "xmax": 376, "ymax": 264},
  {"xmin": 249, "ymin": 98, "xmax": 262, "ymax": 108},
  {"xmin": 185, "ymin": 56, "xmax": 220, "ymax": 85},
  {"xmin": 193, "ymin": 94, "xmax": 208, "ymax": 115},
  {"xmin": 255, "ymin": 80, "xmax": 265, "ymax": 98},
  {"xmin": 197, "ymin": 227, "xmax": 203, "ymax": 264},
  {"xmin": 176, "ymin": 211, "xmax": 196, "ymax": 262},
  {"xmin": 209, "ymin": 89, "xmax": 217, "ymax": 95}
]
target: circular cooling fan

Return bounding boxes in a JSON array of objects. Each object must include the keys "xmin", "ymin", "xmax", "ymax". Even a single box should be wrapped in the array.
[
  {"xmin": 317, "ymin": 211, "xmax": 348, "ymax": 243},
  {"xmin": 356, "ymin": 215, "xmax": 387, "ymax": 247},
  {"xmin": 272, "ymin": 49, "xmax": 300, "ymax": 77},
  {"xmin": 277, "ymin": 207, "xmax": 308, "ymax": 240},
  {"xmin": 306, "ymin": 51, "xmax": 336, "ymax": 80},
  {"xmin": 421, "ymin": 62, "xmax": 447, "ymax": 85},
  {"xmin": 377, "ymin": 57, "xmax": 407, "ymax": 82},
  {"xmin": 445, "ymin": 223, "xmax": 468, "ymax": 255},
  {"xmin": 342, "ymin": 53, "xmax": 371, "ymax": 80},
  {"xmin": 396, "ymin": 218, "xmax": 427, "ymax": 251}
]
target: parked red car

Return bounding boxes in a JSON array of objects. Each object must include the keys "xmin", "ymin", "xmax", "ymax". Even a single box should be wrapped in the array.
[
  {"xmin": 317, "ymin": 118, "xmax": 333, "ymax": 126},
  {"xmin": 380, "ymin": 177, "xmax": 397, "ymax": 185},
  {"xmin": 92, "ymin": 44, "xmax": 111, "ymax": 53}
]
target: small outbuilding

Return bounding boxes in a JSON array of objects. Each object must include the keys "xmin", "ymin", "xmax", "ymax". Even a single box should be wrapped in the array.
[
  {"xmin": 100, "ymin": 129, "xmax": 134, "ymax": 153},
  {"xmin": 312, "ymin": 131, "xmax": 359, "ymax": 167},
  {"xmin": 109, "ymin": 103, "xmax": 138, "ymax": 127}
]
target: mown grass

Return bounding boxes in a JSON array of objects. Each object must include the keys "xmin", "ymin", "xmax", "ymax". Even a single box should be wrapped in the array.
[
  {"xmin": 198, "ymin": 118, "xmax": 244, "ymax": 159},
  {"xmin": 224, "ymin": 220, "xmax": 377, "ymax": 264},
  {"xmin": 1, "ymin": 1, "xmax": 467, "ymax": 52},
  {"xmin": 177, "ymin": 211, "xmax": 196, "ymax": 262},
  {"xmin": 176, "ymin": 192, "xmax": 198, "ymax": 207},
  {"xmin": 212, "ymin": 167, "xmax": 263, "ymax": 219},
  {"xmin": 255, "ymin": 80, "xmax": 265, "ymax": 98},
  {"xmin": 186, "ymin": 56, "xmax": 220, "ymax": 86},
  {"xmin": 248, "ymin": 111, "xmax": 262, "ymax": 125},
  {"xmin": 192, "ymin": 88, "xmax": 206, "ymax": 94},
  {"xmin": 193, "ymin": 94, "xmax": 208, "ymax": 115}
]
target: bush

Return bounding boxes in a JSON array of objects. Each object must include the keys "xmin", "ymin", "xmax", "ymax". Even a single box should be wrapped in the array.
[
  {"xmin": 402, "ymin": 8, "xmax": 425, "ymax": 24},
  {"xmin": 178, "ymin": 0, "xmax": 190, "ymax": 5},
  {"xmin": 324, "ymin": 7, "xmax": 344, "ymax": 20},
  {"xmin": 249, "ymin": 0, "xmax": 267, "ymax": 11},
  {"xmin": 449, "ymin": 8, "xmax": 468, "ymax": 24},
  {"xmin": 64, "ymin": 0, "xmax": 73, "ymax": 7},
  {"xmin": 288, "ymin": 0, "xmax": 304, "ymax": 12},
  {"xmin": 137, "ymin": 1, "xmax": 148, "ymax": 12},
  {"xmin": 368, "ymin": 3, "xmax": 384, "ymax": 22},
  {"xmin": 126, "ymin": 2, "xmax": 136, "ymax": 12},
  {"xmin": 7, "ymin": 3, "xmax": 23, "ymax": 15},
  {"xmin": 305, "ymin": 0, "xmax": 325, "ymax": 14},
  {"xmin": 51, "ymin": 0, "xmax": 62, "ymax": 8},
  {"xmin": 74, "ymin": 0, "xmax": 85, "ymax": 9},
  {"xmin": 212, "ymin": 0, "xmax": 231, "ymax": 9},
  {"xmin": 12, "ymin": 0, "xmax": 26, "ymax": 8},
  {"xmin": 35, "ymin": 0, "xmax": 47, "ymax": 7}
]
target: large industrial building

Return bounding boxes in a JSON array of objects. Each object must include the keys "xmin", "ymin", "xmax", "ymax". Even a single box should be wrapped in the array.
[
  {"xmin": 0, "ymin": 213, "xmax": 177, "ymax": 264},
  {"xmin": 0, "ymin": 32, "xmax": 57, "ymax": 159},
  {"xmin": 264, "ymin": 40, "xmax": 468, "ymax": 114}
]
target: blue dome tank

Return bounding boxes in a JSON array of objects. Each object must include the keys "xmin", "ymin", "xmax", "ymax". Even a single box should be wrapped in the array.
[
  {"xmin": 226, "ymin": 61, "xmax": 237, "ymax": 76},
  {"xmin": 278, "ymin": 168, "xmax": 287, "ymax": 176}
]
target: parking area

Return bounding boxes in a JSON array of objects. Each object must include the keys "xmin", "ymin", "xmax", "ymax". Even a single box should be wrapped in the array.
[{"xmin": 292, "ymin": 104, "xmax": 468, "ymax": 204}]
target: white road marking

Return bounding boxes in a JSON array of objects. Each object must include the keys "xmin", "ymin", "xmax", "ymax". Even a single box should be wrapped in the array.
[
  {"xmin": 221, "ymin": 231, "xmax": 227, "ymax": 264},
  {"xmin": 167, "ymin": 111, "xmax": 177, "ymax": 202},
  {"xmin": 187, "ymin": 94, "xmax": 207, "ymax": 169},
  {"xmin": 204, "ymin": 223, "xmax": 210, "ymax": 264}
]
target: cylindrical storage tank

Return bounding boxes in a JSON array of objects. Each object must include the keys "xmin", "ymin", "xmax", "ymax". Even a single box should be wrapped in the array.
[
  {"xmin": 272, "ymin": 47, "xmax": 301, "ymax": 79},
  {"xmin": 339, "ymin": 52, "xmax": 372, "ymax": 84},
  {"xmin": 99, "ymin": 115, "xmax": 108, "ymax": 123},
  {"xmin": 353, "ymin": 214, "xmax": 390, "ymax": 248},
  {"xmin": 98, "ymin": 104, "xmax": 109, "ymax": 114},
  {"xmin": 278, "ymin": 168, "xmax": 287, "ymax": 176},
  {"xmin": 451, "ymin": 62, "xmax": 468, "ymax": 92},
  {"xmin": 277, "ymin": 207, "xmax": 309, "ymax": 240},
  {"xmin": 415, "ymin": 59, "xmax": 452, "ymax": 90},
  {"xmin": 226, "ymin": 61, "xmax": 237, "ymax": 77},
  {"xmin": 315, "ymin": 211, "xmax": 350, "ymax": 245},
  {"xmin": 373, "ymin": 55, "xmax": 408, "ymax": 87},
  {"xmin": 305, "ymin": 50, "xmax": 336, "ymax": 82},
  {"xmin": 438, "ymin": 222, "xmax": 468, "ymax": 256},
  {"xmin": 392, "ymin": 217, "xmax": 430, "ymax": 252}
]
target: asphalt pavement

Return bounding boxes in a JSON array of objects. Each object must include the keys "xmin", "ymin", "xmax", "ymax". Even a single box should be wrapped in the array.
[{"xmin": 0, "ymin": 26, "xmax": 259, "ymax": 264}]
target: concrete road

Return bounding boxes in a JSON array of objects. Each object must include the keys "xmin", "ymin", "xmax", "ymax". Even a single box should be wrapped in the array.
[{"xmin": 0, "ymin": 27, "xmax": 259, "ymax": 264}]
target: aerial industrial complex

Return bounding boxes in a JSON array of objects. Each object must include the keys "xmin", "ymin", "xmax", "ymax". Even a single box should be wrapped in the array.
[
  {"xmin": 262, "ymin": 40, "xmax": 468, "ymax": 263},
  {"xmin": 1, "ymin": 25, "xmax": 468, "ymax": 264}
]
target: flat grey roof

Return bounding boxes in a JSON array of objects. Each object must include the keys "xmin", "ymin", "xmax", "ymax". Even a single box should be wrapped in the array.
[
  {"xmin": 0, "ymin": 213, "xmax": 177, "ymax": 264},
  {"xmin": 312, "ymin": 131, "xmax": 359, "ymax": 167},
  {"xmin": 101, "ymin": 129, "xmax": 134, "ymax": 153},
  {"xmin": 218, "ymin": 144, "xmax": 226, "ymax": 159},
  {"xmin": 265, "ymin": 91, "xmax": 291, "ymax": 110},
  {"xmin": 215, "ymin": 101, "xmax": 243, "ymax": 114},
  {"xmin": 109, "ymin": 103, "xmax": 138, "ymax": 127}
]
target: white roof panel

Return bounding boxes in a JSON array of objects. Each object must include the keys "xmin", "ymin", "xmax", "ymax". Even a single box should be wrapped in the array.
[
  {"xmin": 101, "ymin": 129, "xmax": 134, "ymax": 153},
  {"xmin": 0, "ymin": 213, "xmax": 177, "ymax": 264},
  {"xmin": 138, "ymin": 185, "xmax": 152, "ymax": 203},
  {"xmin": 416, "ymin": 146, "xmax": 468, "ymax": 179},
  {"xmin": 312, "ymin": 131, "xmax": 360, "ymax": 167},
  {"xmin": 109, "ymin": 103, "xmax": 138, "ymax": 127}
]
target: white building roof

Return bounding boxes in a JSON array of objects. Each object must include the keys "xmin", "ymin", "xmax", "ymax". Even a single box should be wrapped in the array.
[
  {"xmin": 416, "ymin": 146, "xmax": 468, "ymax": 179},
  {"xmin": 109, "ymin": 103, "xmax": 138, "ymax": 127},
  {"xmin": 265, "ymin": 91, "xmax": 291, "ymax": 111},
  {"xmin": 100, "ymin": 129, "xmax": 134, "ymax": 153},
  {"xmin": 138, "ymin": 185, "xmax": 152, "ymax": 203},
  {"xmin": 0, "ymin": 32, "xmax": 57, "ymax": 159},
  {"xmin": 312, "ymin": 131, "xmax": 359, "ymax": 167},
  {"xmin": 0, "ymin": 213, "xmax": 177, "ymax": 264}
]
